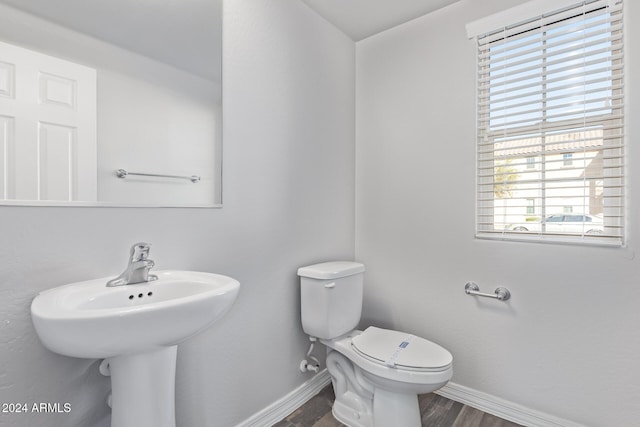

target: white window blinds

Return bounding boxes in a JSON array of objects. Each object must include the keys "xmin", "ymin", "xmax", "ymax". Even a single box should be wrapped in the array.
[{"xmin": 473, "ymin": 0, "xmax": 624, "ymax": 245}]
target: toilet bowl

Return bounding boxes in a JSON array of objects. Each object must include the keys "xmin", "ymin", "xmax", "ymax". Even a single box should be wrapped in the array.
[{"xmin": 298, "ymin": 262, "xmax": 453, "ymax": 427}]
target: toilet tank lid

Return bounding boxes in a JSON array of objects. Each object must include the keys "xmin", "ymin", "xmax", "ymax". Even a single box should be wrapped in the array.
[{"xmin": 298, "ymin": 261, "xmax": 365, "ymax": 280}]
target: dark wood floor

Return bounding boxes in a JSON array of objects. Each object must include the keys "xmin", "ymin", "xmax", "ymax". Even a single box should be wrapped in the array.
[{"xmin": 275, "ymin": 385, "xmax": 524, "ymax": 427}]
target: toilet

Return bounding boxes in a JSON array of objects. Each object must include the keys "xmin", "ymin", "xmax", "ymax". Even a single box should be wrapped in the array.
[{"xmin": 298, "ymin": 261, "xmax": 453, "ymax": 427}]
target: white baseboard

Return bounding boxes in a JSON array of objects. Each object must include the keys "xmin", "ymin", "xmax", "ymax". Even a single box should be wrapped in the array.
[
  {"xmin": 436, "ymin": 382, "xmax": 586, "ymax": 427},
  {"xmin": 236, "ymin": 372, "xmax": 584, "ymax": 427},
  {"xmin": 235, "ymin": 369, "xmax": 331, "ymax": 427}
]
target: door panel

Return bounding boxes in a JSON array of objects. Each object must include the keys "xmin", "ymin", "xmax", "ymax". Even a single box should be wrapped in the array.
[{"xmin": 0, "ymin": 41, "xmax": 96, "ymax": 201}]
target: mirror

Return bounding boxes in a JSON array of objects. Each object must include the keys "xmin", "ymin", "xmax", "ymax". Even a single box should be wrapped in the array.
[{"xmin": 0, "ymin": 0, "xmax": 222, "ymax": 207}]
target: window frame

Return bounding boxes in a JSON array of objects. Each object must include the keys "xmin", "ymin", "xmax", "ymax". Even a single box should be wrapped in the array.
[{"xmin": 470, "ymin": 0, "xmax": 625, "ymax": 246}]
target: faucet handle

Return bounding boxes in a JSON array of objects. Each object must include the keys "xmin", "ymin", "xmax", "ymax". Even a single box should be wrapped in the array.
[{"xmin": 130, "ymin": 242, "xmax": 152, "ymax": 261}]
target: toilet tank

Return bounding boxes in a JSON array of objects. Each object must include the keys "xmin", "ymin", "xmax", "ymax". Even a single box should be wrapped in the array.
[{"xmin": 298, "ymin": 261, "xmax": 365, "ymax": 340}]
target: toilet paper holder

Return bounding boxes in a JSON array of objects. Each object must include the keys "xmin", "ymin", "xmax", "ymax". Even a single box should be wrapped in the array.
[{"xmin": 464, "ymin": 282, "xmax": 511, "ymax": 301}]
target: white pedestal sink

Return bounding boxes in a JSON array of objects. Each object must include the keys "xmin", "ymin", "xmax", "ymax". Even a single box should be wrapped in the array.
[{"xmin": 31, "ymin": 270, "xmax": 240, "ymax": 427}]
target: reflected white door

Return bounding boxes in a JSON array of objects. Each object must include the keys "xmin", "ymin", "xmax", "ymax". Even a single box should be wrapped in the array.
[{"xmin": 0, "ymin": 40, "xmax": 96, "ymax": 201}]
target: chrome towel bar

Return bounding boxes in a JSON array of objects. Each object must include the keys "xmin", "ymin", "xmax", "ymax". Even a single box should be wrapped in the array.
[
  {"xmin": 116, "ymin": 169, "xmax": 201, "ymax": 183},
  {"xmin": 464, "ymin": 282, "xmax": 511, "ymax": 301}
]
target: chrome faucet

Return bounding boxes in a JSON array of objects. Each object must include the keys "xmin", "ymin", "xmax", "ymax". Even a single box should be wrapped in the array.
[{"xmin": 106, "ymin": 242, "xmax": 159, "ymax": 287}]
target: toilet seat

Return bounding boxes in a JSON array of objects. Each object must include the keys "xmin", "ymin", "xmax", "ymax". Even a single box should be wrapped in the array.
[
  {"xmin": 322, "ymin": 329, "xmax": 453, "ymax": 390},
  {"xmin": 351, "ymin": 327, "xmax": 452, "ymax": 372}
]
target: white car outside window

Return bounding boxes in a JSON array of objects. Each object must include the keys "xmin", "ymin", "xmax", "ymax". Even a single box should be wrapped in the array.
[{"xmin": 511, "ymin": 214, "xmax": 603, "ymax": 235}]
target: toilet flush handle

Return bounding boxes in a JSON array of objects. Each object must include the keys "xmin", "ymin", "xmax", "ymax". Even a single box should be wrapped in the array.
[{"xmin": 324, "ymin": 282, "xmax": 336, "ymax": 289}]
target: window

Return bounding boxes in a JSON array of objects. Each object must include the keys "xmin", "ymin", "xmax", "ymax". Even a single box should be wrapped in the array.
[
  {"xmin": 546, "ymin": 215, "xmax": 563, "ymax": 222},
  {"xmin": 526, "ymin": 198, "xmax": 535, "ymax": 214},
  {"xmin": 470, "ymin": 0, "xmax": 624, "ymax": 245},
  {"xmin": 526, "ymin": 156, "xmax": 536, "ymax": 169},
  {"xmin": 562, "ymin": 153, "xmax": 573, "ymax": 166}
]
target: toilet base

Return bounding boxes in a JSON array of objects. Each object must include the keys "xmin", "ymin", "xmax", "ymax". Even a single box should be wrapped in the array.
[
  {"xmin": 326, "ymin": 349, "xmax": 422, "ymax": 427},
  {"xmin": 373, "ymin": 388, "xmax": 421, "ymax": 427},
  {"xmin": 332, "ymin": 391, "xmax": 373, "ymax": 427},
  {"xmin": 326, "ymin": 352, "xmax": 374, "ymax": 427},
  {"xmin": 332, "ymin": 388, "xmax": 421, "ymax": 427}
]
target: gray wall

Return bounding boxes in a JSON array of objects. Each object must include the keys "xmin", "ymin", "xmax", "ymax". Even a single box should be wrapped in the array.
[
  {"xmin": 0, "ymin": 1, "xmax": 355, "ymax": 426},
  {"xmin": 355, "ymin": 1, "xmax": 640, "ymax": 426}
]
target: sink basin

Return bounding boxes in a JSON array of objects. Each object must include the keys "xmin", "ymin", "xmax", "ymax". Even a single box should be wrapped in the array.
[{"xmin": 31, "ymin": 270, "xmax": 240, "ymax": 359}]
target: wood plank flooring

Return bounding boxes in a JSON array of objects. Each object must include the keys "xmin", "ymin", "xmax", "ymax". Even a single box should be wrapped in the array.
[{"xmin": 275, "ymin": 385, "xmax": 524, "ymax": 427}]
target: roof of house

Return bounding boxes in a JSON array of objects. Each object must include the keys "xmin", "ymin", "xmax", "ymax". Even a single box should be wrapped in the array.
[{"xmin": 494, "ymin": 129, "xmax": 604, "ymax": 157}]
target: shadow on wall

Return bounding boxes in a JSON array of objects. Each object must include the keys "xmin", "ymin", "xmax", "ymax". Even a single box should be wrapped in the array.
[{"xmin": 360, "ymin": 294, "xmax": 395, "ymax": 331}]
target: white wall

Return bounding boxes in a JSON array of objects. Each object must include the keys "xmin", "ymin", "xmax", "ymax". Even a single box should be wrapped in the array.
[
  {"xmin": 355, "ymin": 1, "xmax": 640, "ymax": 426},
  {"xmin": 0, "ymin": 3, "xmax": 221, "ymax": 205},
  {"xmin": 0, "ymin": 1, "xmax": 355, "ymax": 426}
]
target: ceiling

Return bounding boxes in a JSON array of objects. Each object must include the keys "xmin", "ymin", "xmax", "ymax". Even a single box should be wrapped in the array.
[
  {"xmin": 300, "ymin": 0, "xmax": 461, "ymax": 41},
  {"xmin": 0, "ymin": 0, "xmax": 222, "ymax": 82},
  {"xmin": 0, "ymin": 0, "xmax": 459, "ymax": 79}
]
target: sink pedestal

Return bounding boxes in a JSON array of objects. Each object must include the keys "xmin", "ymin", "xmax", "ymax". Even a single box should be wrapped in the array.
[{"xmin": 107, "ymin": 346, "xmax": 177, "ymax": 427}]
